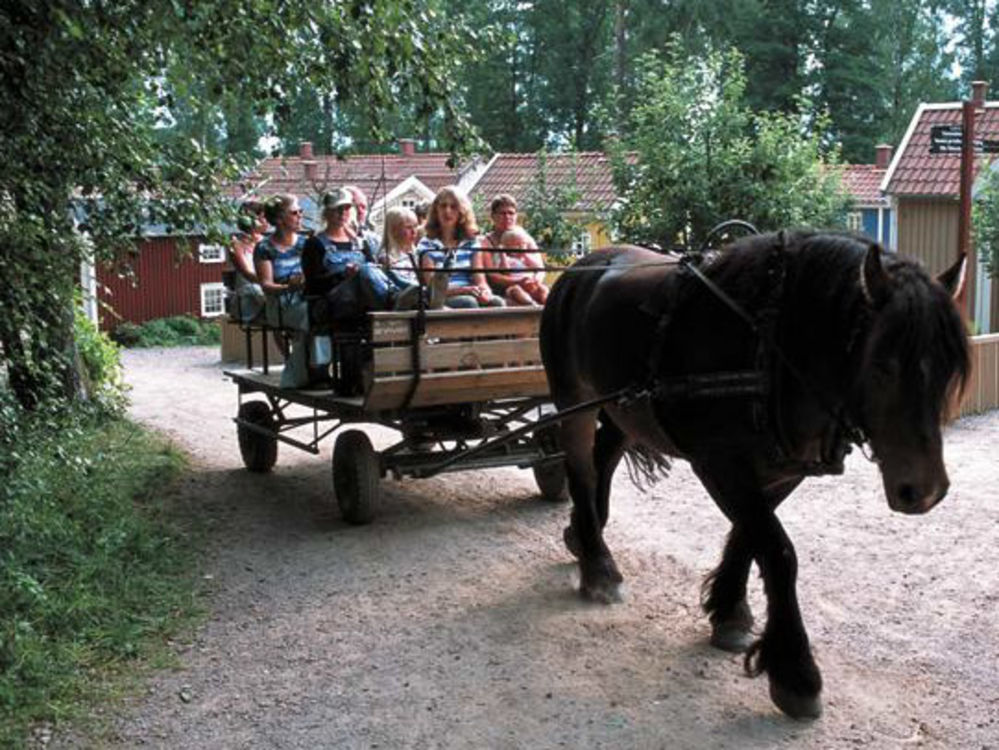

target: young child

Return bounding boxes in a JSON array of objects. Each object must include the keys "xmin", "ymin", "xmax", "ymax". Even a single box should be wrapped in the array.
[
  {"xmin": 491, "ymin": 227, "xmax": 549, "ymax": 306},
  {"xmin": 380, "ymin": 206, "xmax": 447, "ymax": 308}
]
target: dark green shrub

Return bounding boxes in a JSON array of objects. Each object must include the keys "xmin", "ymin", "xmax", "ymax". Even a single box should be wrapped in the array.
[
  {"xmin": 109, "ymin": 322, "xmax": 142, "ymax": 348},
  {"xmin": 132, "ymin": 316, "xmax": 221, "ymax": 348}
]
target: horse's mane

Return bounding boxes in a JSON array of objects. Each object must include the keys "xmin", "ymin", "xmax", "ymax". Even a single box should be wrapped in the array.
[{"xmin": 703, "ymin": 230, "xmax": 970, "ymax": 409}]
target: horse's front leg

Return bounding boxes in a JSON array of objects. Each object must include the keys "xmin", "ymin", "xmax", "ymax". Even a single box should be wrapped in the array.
[
  {"xmin": 695, "ymin": 463, "xmax": 822, "ymax": 719},
  {"xmin": 701, "ymin": 477, "xmax": 802, "ymax": 654},
  {"xmin": 560, "ymin": 412, "xmax": 623, "ymax": 602}
]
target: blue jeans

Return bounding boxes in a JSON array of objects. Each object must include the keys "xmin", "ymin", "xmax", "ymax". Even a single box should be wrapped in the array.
[{"xmin": 356, "ymin": 263, "xmax": 412, "ymax": 309}]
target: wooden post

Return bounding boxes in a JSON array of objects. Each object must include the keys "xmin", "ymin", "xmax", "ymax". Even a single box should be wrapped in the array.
[{"xmin": 957, "ymin": 99, "xmax": 976, "ymax": 317}]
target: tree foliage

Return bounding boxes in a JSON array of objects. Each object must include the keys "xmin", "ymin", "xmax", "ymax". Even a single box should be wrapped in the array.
[
  {"xmin": 0, "ymin": 0, "xmax": 479, "ymax": 411},
  {"xmin": 608, "ymin": 44, "xmax": 850, "ymax": 248}
]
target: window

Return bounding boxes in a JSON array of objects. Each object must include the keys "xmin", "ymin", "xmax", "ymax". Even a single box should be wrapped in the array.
[
  {"xmin": 198, "ymin": 243, "xmax": 226, "ymax": 263},
  {"xmin": 846, "ymin": 212, "xmax": 863, "ymax": 233},
  {"xmin": 200, "ymin": 282, "xmax": 226, "ymax": 317},
  {"xmin": 571, "ymin": 230, "xmax": 592, "ymax": 256},
  {"xmin": 401, "ymin": 196, "xmax": 418, "ymax": 209}
]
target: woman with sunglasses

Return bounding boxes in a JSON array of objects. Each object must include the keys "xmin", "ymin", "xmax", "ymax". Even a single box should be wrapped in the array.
[{"xmin": 254, "ymin": 193, "xmax": 311, "ymax": 387}]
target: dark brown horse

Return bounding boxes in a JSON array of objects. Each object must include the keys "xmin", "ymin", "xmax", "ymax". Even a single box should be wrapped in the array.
[{"xmin": 539, "ymin": 231, "xmax": 969, "ymax": 719}]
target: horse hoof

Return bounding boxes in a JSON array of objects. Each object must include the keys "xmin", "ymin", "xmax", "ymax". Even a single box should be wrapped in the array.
[
  {"xmin": 769, "ymin": 681, "xmax": 822, "ymax": 720},
  {"xmin": 580, "ymin": 580, "xmax": 623, "ymax": 604},
  {"xmin": 563, "ymin": 525, "xmax": 581, "ymax": 559},
  {"xmin": 710, "ymin": 623, "xmax": 754, "ymax": 653}
]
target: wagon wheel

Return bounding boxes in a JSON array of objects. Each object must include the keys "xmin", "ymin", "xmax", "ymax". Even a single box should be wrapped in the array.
[
  {"xmin": 237, "ymin": 401, "xmax": 278, "ymax": 473},
  {"xmin": 532, "ymin": 425, "xmax": 569, "ymax": 502},
  {"xmin": 333, "ymin": 430, "xmax": 381, "ymax": 525}
]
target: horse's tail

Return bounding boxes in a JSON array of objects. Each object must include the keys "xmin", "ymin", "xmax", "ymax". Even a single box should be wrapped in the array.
[{"xmin": 622, "ymin": 443, "xmax": 671, "ymax": 490}]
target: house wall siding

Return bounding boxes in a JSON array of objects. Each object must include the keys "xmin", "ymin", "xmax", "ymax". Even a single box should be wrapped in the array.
[
  {"xmin": 97, "ymin": 236, "xmax": 224, "ymax": 330},
  {"xmin": 896, "ymin": 198, "xmax": 959, "ymax": 275}
]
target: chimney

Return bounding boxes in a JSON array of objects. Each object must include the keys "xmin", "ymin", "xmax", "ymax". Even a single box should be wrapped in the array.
[
  {"xmin": 875, "ymin": 143, "xmax": 893, "ymax": 169},
  {"xmin": 972, "ymin": 80, "xmax": 988, "ymax": 104},
  {"xmin": 303, "ymin": 160, "xmax": 317, "ymax": 182},
  {"xmin": 398, "ymin": 138, "xmax": 416, "ymax": 157},
  {"xmin": 299, "ymin": 141, "xmax": 314, "ymax": 159}
]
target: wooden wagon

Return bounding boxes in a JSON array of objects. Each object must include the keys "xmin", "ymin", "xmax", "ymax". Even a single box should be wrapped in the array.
[{"xmin": 225, "ymin": 307, "xmax": 567, "ymax": 523}]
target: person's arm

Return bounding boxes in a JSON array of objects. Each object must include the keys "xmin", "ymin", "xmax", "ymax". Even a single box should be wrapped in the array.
[
  {"xmin": 470, "ymin": 245, "xmax": 494, "ymax": 301},
  {"xmin": 229, "ymin": 241, "xmax": 258, "ymax": 282},
  {"xmin": 523, "ymin": 251, "xmax": 546, "ymax": 286},
  {"xmin": 419, "ymin": 251, "xmax": 439, "ymax": 288},
  {"xmin": 256, "ymin": 258, "xmax": 286, "ymax": 294}
]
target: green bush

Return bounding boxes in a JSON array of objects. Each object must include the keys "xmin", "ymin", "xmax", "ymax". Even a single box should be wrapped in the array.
[
  {"xmin": 74, "ymin": 305, "xmax": 128, "ymax": 414},
  {"xmin": 118, "ymin": 315, "xmax": 222, "ymax": 348},
  {"xmin": 0, "ymin": 411, "xmax": 199, "ymax": 746},
  {"xmin": 109, "ymin": 322, "xmax": 142, "ymax": 348}
]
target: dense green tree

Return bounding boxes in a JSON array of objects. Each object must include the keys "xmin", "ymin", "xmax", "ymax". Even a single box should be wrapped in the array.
[
  {"xmin": 0, "ymin": 0, "xmax": 479, "ymax": 410},
  {"xmin": 608, "ymin": 44, "xmax": 849, "ymax": 248}
]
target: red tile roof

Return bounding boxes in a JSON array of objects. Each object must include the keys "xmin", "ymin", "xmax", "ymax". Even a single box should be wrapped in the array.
[
  {"xmin": 233, "ymin": 151, "xmax": 468, "ymax": 202},
  {"xmin": 469, "ymin": 152, "xmax": 618, "ymax": 214},
  {"xmin": 883, "ymin": 103, "xmax": 999, "ymax": 197},
  {"xmin": 840, "ymin": 164, "xmax": 888, "ymax": 206}
]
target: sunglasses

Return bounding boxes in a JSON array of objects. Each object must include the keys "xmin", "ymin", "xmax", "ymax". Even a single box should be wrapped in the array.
[{"xmin": 288, "ymin": 209, "xmax": 303, "ymax": 216}]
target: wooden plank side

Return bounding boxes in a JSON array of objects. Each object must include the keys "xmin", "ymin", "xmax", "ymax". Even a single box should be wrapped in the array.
[
  {"xmin": 959, "ymin": 334, "xmax": 999, "ymax": 416},
  {"xmin": 364, "ymin": 366, "xmax": 549, "ymax": 410},
  {"xmin": 373, "ymin": 338, "xmax": 542, "ymax": 374},
  {"xmin": 370, "ymin": 308, "xmax": 542, "ymax": 343}
]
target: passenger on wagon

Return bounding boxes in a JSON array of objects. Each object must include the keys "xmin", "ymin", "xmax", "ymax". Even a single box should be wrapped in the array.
[
  {"xmin": 226, "ymin": 201, "xmax": 268, "ymax": 323},
  {"xmin": 254, "ymin": 193, "xmax": 310, "ymax": 388},
  {"xmin": 481, "ymin": 193, "xmax": 530, "ymax": 302},
  {"xmin": 301, "ymin": 188, "xmax": 422, "ymax": 322},
  {"xmin": 491, "ymin": 226, "xmax": 549, "ymax": 306},
  {"xmin": 379, "ymin": 206, "xmax": 447, "ymax": 309},
  {"xmin": 417, "ymin": 185, "xmax": 504, "ymax": 309},
  {"xmin": 345, "ymin": 185, "xmax": 380, "ymax": 256}
]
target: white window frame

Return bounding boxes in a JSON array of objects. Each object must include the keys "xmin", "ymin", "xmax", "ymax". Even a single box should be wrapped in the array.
[
  {"xmin": 200, "ymin": 282, "xmax": 227, "ymax": 317},
  {"xmin": 198, "ymin": 242, "xmax": 226, "ymax": 264},
  {"xmin": 846, "ymin": 211, "xmax": 863, "ymax": 233},
  {"xmin": 571, "ymin": 230, "xmax": 592, "ymax": 256}
]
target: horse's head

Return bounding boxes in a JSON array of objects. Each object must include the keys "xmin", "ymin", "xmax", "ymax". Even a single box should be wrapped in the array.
[{"xmin": 853, "ymin": 245, "xmax": 970, "ymax": 514}]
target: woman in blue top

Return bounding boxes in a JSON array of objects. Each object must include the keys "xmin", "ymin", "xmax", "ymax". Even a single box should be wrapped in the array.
[
  {"xmin": 254, "ymin": 193, "xmax": 311, "ymax": 387},
  {"xmin": 417, "ymin": 185, "xmax": 503, "ymax": 309},
  {"xmin": 302, "ymin": 188, "xmax": 422, "ymax": 320}
]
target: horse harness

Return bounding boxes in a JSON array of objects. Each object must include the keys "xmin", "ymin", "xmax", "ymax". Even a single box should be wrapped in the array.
[{"xmin": 628, "ymin": 232, "xmax": 872, "ymax": 476}]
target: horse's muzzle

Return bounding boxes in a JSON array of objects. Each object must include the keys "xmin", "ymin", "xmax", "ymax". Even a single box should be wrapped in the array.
[{"xmin": 887, "ymin": 478, "xmax": 949, "ymax": 515}]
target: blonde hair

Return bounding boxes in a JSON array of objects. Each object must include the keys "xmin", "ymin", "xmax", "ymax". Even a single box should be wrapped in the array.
[
  {"xmin": 381, "ymin": 206, "xmax": 418, "ymax": 258},
  {"xmin": 424, "ymin": 185, "xmax": 479, "ymax": 241},
  {"xmin": 499, "ymin": 227, "xmax": 537, "ymax": 248}
]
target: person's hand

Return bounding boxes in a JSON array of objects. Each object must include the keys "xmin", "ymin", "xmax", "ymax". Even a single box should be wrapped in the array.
[
  {"xmin": 345, "ymin": 263, "xmax": 358, "ymax": 276},
  {"xmin": 474, "ymin": 287, "xmax": 492, "ymax": 303},
  {"xmin": 287, "ymin": 273, "xmax": 304, "ymax": 289}
]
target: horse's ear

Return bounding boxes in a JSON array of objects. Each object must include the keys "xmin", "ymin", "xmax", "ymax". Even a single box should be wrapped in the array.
[
  {"xmin": 861, "ymin": 244, "xmax": 890, "ymax": 308},
  {"xmin": 936, "ymin": 253, "xmax": 967, "ymax": 300}
]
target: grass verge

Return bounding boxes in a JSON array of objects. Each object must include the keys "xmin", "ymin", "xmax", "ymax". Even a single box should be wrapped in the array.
[{"xmin": 0, "ymin": 415, "xmax": 203, "ymax": 747}]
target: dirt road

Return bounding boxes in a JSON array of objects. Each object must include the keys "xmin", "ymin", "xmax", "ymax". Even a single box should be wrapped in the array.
[{"xmin": 65, "ymin": 346, "xmax": 999, "ymax": 748}]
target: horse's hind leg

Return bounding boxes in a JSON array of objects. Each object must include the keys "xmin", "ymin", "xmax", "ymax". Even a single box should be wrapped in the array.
[
  {"xmin": 702, "ymin": 528, "xmax": 755, "ymax": 652},
  {"xmin": 702, "ymin": 478, "xmax": 801, "ymax": 653},
  {"xmin": 560, "ymin": 412, "xmax": 623, "ymax": 602},
  {"xmin": 564, "ymin": 416, "xmax": 627, "ymax": 558}
]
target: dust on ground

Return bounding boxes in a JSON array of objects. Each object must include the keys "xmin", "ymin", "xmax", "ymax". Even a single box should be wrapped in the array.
[{"xmin": 51, "ymin": 346, "xmax": 999, "ymax": 748}]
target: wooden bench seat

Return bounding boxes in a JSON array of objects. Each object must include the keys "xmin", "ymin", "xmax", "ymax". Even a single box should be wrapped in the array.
[{"xmin": 364, "ymin": 307, "xmax": 550, "ymax": 410}]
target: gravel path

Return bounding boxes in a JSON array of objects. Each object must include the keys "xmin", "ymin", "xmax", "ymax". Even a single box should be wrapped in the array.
[{"xmin": 56, "ymin": 346, "xmax": 999, "ymax": 748}]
